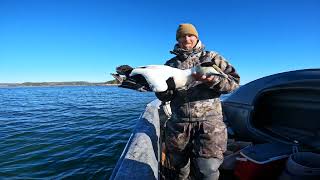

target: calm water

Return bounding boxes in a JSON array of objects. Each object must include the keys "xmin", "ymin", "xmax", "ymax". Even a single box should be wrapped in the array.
[{"xmin": 0, "ymin": 86, "xmax": 155, "ymax": 179}]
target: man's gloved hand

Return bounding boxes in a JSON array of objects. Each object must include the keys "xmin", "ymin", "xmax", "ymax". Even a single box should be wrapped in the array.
[{"xmin": 155, "ymin": 77, "xmax": 176, "ymax": 101}]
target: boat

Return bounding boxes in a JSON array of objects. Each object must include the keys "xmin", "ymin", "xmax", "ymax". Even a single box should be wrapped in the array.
[
  {"xmin": 110, "ymin": 68, "xmax": 320, "ymax": 179},
  {"xmin": 222, "ymin": 68, "xmax": 320, "ymax": 151},
  {"xmin": 110, "ymin": 100, "xmax": 162, "ymax": 179}
]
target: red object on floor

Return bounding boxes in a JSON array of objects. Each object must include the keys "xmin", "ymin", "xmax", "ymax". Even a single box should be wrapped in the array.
[{"xmin": 234, "ymin": 157, "xmax": 287, "ymax": 180}]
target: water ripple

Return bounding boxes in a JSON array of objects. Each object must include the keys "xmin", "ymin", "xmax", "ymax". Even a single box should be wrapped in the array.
[{"xmin": 0, "ymin": 86, "xmax": 155, "ymax": 179}]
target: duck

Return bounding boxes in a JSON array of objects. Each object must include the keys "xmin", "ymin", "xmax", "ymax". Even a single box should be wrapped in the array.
[{"xmin": 114, "ymin": 62, "xmax": 227, "ymax": 92}]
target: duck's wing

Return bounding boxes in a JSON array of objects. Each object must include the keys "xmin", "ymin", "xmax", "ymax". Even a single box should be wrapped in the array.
[{"xmin": 119, "ymin": 74, "xmax": 151, "ymax": 92}]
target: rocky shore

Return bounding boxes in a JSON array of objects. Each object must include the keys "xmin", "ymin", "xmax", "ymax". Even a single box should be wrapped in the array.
[{"xmin": 0, "ymin": 81, "xmax": 119, "ymax": 87}]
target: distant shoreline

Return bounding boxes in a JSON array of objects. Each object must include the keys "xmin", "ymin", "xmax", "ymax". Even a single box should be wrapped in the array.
[{"xmin": 0, "ymin": 82, "xmax": 119, "ymax": 88}]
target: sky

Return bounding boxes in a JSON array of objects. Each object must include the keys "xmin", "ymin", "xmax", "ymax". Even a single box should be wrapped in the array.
[{"xmin": 0, "ymin": 0, "xmax": 319, "ymax": 84}]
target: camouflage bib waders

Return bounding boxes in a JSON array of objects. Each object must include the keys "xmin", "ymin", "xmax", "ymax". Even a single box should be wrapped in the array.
[{"xmin": 158, "ymin": 41, "xmax": 240, "ymax": 180}]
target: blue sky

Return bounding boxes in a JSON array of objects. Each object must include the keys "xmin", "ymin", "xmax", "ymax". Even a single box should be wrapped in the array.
[{"xmin": 0, "ymin": 0, "xmax": 319, "ymax": 84}]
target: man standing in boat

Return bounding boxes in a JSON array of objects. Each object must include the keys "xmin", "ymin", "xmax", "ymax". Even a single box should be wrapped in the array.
[{"xmin": 156, "ymin": 23, "xmax": 240, "ymax": 180}]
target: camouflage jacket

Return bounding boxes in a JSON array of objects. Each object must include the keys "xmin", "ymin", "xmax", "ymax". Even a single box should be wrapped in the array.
[{"xmin": 158, "ymin": 41, "xmax": 240, "ymax": 122}]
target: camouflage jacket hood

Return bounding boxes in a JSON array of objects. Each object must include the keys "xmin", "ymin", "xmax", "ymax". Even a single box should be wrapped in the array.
[
  {"xmin": 170, "ymin": 40, "xmax": 205, "ymax": 61},
  {"xmin": 161, "ymin": 40, "xmax": 240, "ymax": 121}
]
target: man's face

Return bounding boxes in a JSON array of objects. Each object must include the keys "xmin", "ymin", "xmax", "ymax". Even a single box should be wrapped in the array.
[{"xmin": 178, "ymin": 34, "xmax": 198, "ymax": 50}]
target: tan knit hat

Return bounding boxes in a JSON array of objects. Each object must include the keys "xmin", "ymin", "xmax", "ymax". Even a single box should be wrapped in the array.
[{"xmin": 176, "ymin": 23, "xmax": 199, "ymax": 40}]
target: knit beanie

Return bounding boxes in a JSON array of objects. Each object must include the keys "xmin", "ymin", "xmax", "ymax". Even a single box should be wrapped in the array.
[{"xmin": 176, "ymin": 23, "xmax": 199, "ymax": 40}]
